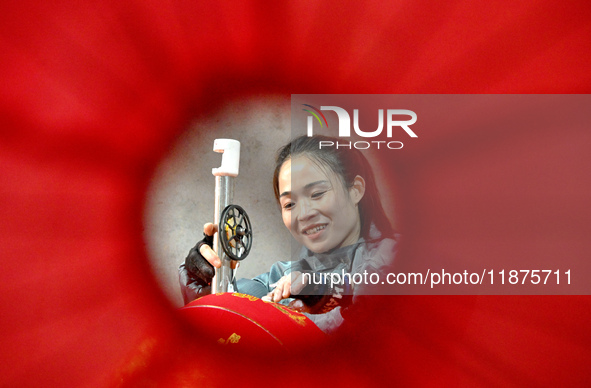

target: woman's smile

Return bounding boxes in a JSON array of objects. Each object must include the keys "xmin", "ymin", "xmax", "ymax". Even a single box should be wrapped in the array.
[{"xmin": 301, "ymin": 223, "xmax": 328, "ymax": 238}]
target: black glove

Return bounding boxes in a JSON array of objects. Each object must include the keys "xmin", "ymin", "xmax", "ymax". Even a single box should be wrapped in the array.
[
  {"xmin": 184, "ymin": 233, "xmax": 215, "ymax": 284},
  {"xmin": 179, "ymin": 234, "xmax": 216, "ymax": 304}
]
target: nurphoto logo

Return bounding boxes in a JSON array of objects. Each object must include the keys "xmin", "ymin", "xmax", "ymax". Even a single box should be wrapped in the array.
[{"xmin": 303, "ymin": 104, "xmax": 417, "ymax": 150}]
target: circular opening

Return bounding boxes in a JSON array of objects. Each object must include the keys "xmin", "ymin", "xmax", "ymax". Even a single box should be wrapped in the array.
[{"xmin": 142, "ymin": 94, "xmax": 400, "ymax": 353}]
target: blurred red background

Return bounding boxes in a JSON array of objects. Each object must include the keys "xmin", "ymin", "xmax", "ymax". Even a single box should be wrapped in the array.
[{"xmin": 1, "ymin": 1, "xmax": 590, "ymax": 387}]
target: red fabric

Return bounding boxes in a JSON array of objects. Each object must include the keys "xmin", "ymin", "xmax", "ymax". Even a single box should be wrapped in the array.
[
  {"xmin": 1, "ymin": 1, "xmax": 590, "ymax": 387},
  {"xmin": 179, "ymin": 293, "xmax": 326, "ymax": 350}
]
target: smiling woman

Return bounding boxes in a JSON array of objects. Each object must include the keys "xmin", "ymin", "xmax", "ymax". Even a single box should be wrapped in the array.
[
  {"xmin": 180, "ymin": 134, "xmax": 399, "ymax": 333},
  {"xmin": 277, "ymin": 157, "xmax": 364, "ymax": 253}
]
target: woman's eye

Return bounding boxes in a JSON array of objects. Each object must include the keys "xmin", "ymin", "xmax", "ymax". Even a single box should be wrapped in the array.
[
  {"xmin": 283, "ymin": 202, "xmax": 294, "ymax": 210},
  {"xmin": 311, "ymin": 191, "xmax": 326, "ymax": 199}
]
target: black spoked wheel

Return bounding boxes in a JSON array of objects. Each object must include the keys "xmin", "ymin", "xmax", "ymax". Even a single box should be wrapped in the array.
[{"xmin": 219, "ymin": 204, "xmax": 253, "ymax": 261}]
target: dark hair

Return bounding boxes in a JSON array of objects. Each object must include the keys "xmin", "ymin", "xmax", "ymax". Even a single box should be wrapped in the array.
[{"xmin": 272, "ymin": 135, "xmax": 393, "ymax": 240}]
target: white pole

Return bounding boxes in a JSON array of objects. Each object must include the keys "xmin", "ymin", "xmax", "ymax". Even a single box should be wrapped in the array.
[{"xmin": 211, "ymin": 139, "xmax": 240, "ymax": 293}]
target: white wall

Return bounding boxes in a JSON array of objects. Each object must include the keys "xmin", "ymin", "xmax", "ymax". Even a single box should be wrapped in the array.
[{"xmin": 144, "ymin": 95, "xmax": 296, "ymax": 307}]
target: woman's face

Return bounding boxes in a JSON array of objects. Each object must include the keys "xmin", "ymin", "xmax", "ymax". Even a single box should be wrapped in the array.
[{"xmin": 277, "ymin": 156, "xmax": 364, "ymax": 253}]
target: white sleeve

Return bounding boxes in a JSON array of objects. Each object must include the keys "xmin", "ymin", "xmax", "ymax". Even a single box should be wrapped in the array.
[{"xmin": 304, "ymin": 307, "xmax": 344, "ymax": 334}]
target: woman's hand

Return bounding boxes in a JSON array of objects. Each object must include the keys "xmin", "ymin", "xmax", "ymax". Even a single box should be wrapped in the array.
[
  {"xmin": 262, "ymin": 271, "xmax": 305, "ymax": 303},
  {"xmin": 184, "ymin": 223, "xmax": 237, "ymax": 285},
  {"xmin": 199, "ymin": 223, "xmax": 238, "ymax": 270},
  {"xmin": 181, "ymin": 222, "xmax": 239, "ymax": 303}
]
